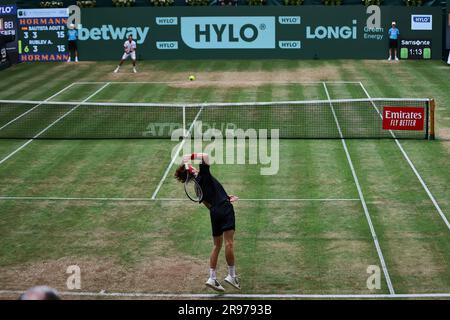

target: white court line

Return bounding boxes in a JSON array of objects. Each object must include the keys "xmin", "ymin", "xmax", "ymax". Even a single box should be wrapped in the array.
[
  {"xmin": 151, "ymin": 105, "xmax": 204, "ymax": 200},
  {"xmin": 358, "ymin": 82, "xmax": 450, "ymax": 231},
  {"xmin": 0, "ymin": 289, "xmax": 449, "ymax": 299},
  {"xmin": 0, "ymin": 82, "xmax": 78, "ymax": 132},
  {"xmin": 74, "ymin": 81, "xmax": 362, "ymax": 85},
  {"xmin": 323, "ymin": 82, "xmax": 395, "ymax": 295},
  {"xmin": 0, "ymin": 196, "xmax": 360, "ymax": 202},
  {"xmin": 0, "ymin": 83, "xmax": 110, "ymax": 166}
]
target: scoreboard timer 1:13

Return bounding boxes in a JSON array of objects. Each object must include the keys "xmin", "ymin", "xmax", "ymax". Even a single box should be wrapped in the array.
[
  {"xmin": 17, "ymin": 8, "xmax": 68, "ymax": 62},
  {"xmin": 399, "ymin": 39, "xmax": 431, "ymax": 60}
]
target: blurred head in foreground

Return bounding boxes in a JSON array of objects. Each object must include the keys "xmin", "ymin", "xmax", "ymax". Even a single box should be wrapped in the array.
[{"xmin": 19, "ymin": 286, "xmax": 61, "ymax": 300}]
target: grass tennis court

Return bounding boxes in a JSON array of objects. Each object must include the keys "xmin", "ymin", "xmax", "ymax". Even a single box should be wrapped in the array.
[{"xmin": 0, "ymin": 60, "xmax": 449, "ymax": 299}]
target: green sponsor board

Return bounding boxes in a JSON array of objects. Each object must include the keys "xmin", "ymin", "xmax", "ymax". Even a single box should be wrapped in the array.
[
  {"xmin": 447, "ymin": 2, "xmax": 450, "ymax": 49},
  {"xmin": 71, "ymin": 6, "xmax": 442, "ymax": 60}
]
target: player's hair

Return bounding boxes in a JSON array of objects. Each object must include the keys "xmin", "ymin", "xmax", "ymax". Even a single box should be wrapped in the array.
[{"xmin": 174, "ymin": 164, "xmax": 188, "ymax": 183}]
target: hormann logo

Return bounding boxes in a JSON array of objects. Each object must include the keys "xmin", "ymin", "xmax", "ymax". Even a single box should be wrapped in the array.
[
  {"xmin": 306, "ymin": 20, "xmax": 357, "ymax": 40},
  {"xmin": 180, "ymin": 17, "xmax": 275, "ymax": 49},
  {"xmin": 77, "ymin": 24, "xmax": 149, "ymax": 44},
  {"xmin": 382, "ymin": 106, "xmax": 425, "ymax": 131}
]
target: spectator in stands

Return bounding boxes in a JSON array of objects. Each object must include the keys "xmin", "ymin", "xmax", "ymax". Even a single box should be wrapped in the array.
[
  {"xmin": 19, "ymin": 286, "xmax": 61, "ymax": 300},
  {"xmin": 387, "ymin": 21, "xmax": 400, "ymax": 61}
]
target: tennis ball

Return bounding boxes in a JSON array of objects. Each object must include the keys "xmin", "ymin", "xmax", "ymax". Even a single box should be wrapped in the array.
[{"xmin": 189, "ymin": 75, "xmax": 196, "ymax": 81}]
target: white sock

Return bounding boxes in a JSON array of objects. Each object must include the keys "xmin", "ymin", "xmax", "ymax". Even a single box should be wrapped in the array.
[
  {"xmin": 209, "ymin": 268, "xmax": 216, "ymax": 280},
  {"xmin": 75, "ymin": 57, "xmax": 78, "ymax": 62},
  {"xmin": 228, "ymin": 265, "xmax": 236, "ymax": 278}
]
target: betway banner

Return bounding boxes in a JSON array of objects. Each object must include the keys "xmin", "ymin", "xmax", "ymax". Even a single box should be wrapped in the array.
[{"xmin": 75, "ymin": 6, "xmax": 442, "ymax": 60}]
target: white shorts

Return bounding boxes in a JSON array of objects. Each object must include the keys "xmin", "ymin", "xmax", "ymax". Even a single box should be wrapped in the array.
[{"xmin": 121, "ymin": 51, "xmax": 136, "ymax": 60}]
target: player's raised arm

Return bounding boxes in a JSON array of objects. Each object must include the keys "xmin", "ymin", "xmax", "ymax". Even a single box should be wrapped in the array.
[{"xmin": 182, "ymin": 153, "xmax": 210, "ymax": 165}]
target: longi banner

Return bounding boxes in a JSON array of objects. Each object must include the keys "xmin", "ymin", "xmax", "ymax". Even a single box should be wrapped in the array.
[{"xmin": 382, "ymin": 106, "xmax": 425, "ymax": 131}]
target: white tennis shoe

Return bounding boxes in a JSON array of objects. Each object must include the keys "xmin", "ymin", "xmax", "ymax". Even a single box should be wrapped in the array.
[
  {"xmin": 205, "ymin": 278, "xmax": 225, "ymax": 292},
  {"xmin": 133, "ymin": 67, "xmax": 137, "ymax": 73},
  {"xmin": 224, "ymin": 275, "xmax": 241, "ymax": 290}
]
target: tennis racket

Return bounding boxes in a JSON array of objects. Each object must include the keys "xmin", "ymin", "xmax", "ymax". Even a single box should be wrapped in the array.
[{"xmin": 184, "ymin": 164, "xmax": 203, "ymax": 202}]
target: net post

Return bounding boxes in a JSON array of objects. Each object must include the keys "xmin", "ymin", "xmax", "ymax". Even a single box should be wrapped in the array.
[
  {"xmin": 183, "ymin": 105, "xmax": 186, "ymax": 138},
  {"xmin": 429, "ymin": 99, "xmax": 435, "ymax": 140}
]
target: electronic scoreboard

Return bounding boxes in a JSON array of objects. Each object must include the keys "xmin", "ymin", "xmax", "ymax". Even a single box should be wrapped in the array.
[
  {"xmin": 17, "ymin": 8, "xmax": 68, "ymax": 62},
  {"xmin": 399, "ymin": 39, "xmax": 432, "ymax": 60}
]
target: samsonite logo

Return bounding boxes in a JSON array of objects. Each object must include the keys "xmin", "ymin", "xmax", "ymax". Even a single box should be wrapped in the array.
[
  {"xmin": 306, "ymin": 20, "xmax": 357, "ymax": 40},
  {"xmin": 181, "ymin": 17, "xmax": 275, "ymax": 49},
  {"xmin": 411, "ymin": 15, "xmax": 432, "ymax": 30}
]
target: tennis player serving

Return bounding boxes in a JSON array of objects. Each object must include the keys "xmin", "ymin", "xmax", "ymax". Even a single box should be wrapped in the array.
[{"xmin": 175, "ymin": 153, "xmax": 240, "ymax": 292}]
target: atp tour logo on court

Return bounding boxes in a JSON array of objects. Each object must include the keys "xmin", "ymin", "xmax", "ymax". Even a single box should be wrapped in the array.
[
  {"xmin": 180, "ymin": 17, "xmax": 276, "ymax": 49},
  {"xmin": 170, "ymin": 121, "xmax": 280, "ymax": 175},
  {"xmin": 382, "ymin": 106, "xmax": 425, "ymax": 131}
]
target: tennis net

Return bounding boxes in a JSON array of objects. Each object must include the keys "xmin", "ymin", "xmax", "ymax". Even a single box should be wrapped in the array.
[{"xmin": 0, "ymin": 98, "xmax": 434, "ymax": 140}]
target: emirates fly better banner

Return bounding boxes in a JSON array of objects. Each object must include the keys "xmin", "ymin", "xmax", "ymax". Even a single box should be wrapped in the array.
[{"xmin": 382, "ymin": 106, "xmax": 425, "ymax": 131}]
